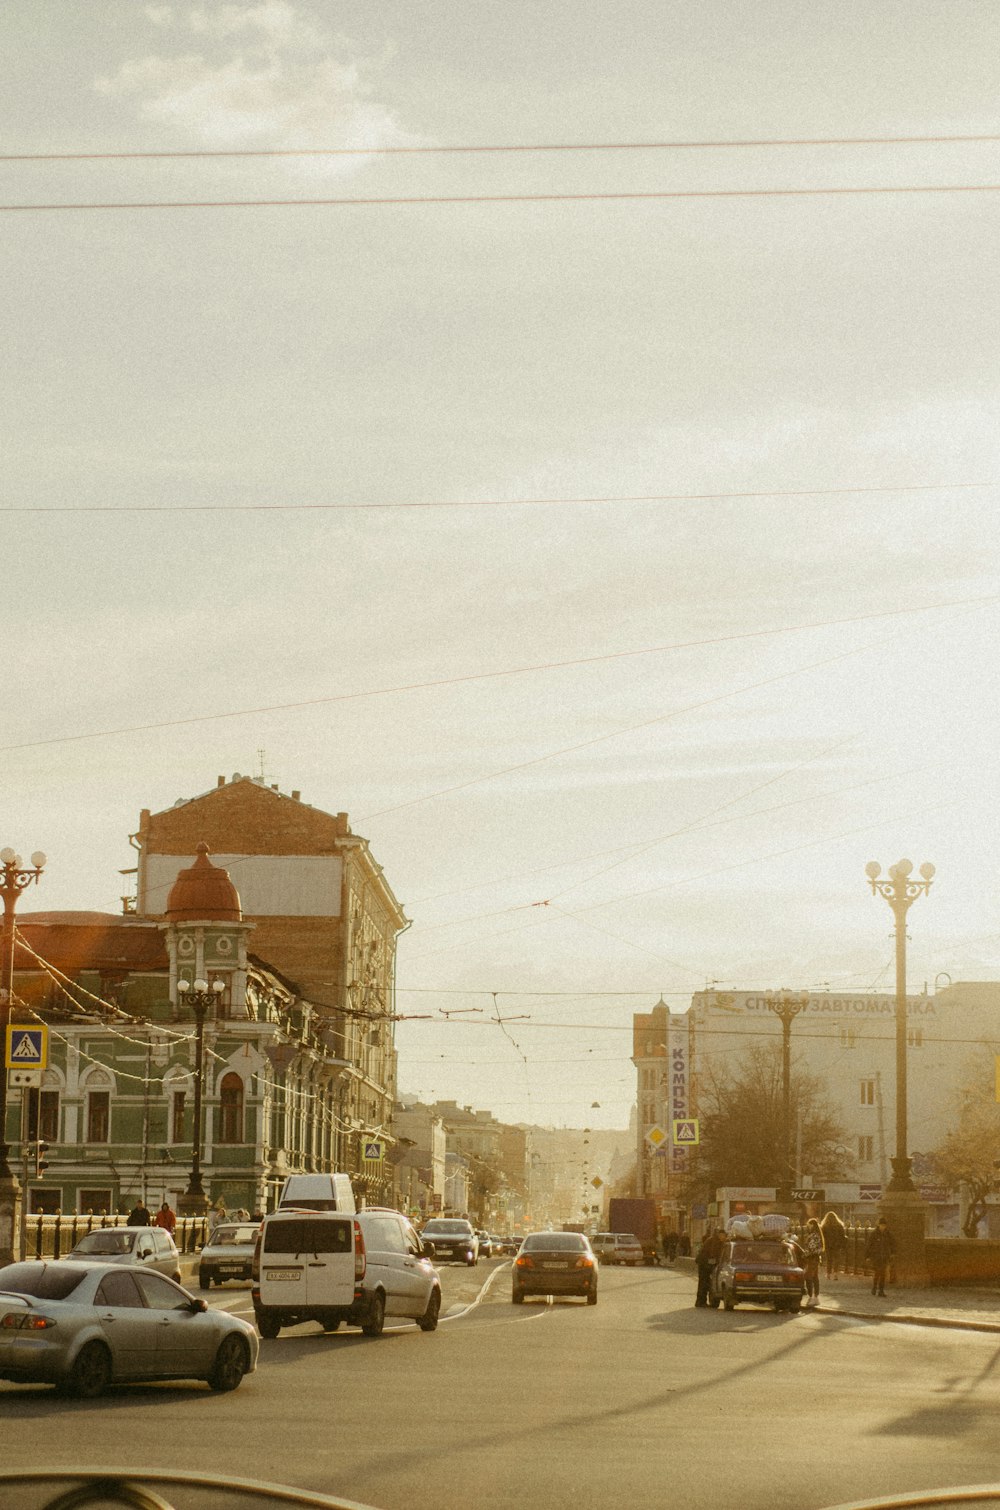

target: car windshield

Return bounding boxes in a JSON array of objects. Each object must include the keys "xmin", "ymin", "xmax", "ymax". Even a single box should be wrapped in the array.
[
  {"xmin": 730, "ymin": 1242, "xmax": 789, "ymax": 1264},
  {"xmin": 423, "ymin": 1222, "xmax": 470, "ymax": 1235},
  {"xmin": 74, "ymin": 1230, "xmax": 136, "ymax": 1255},
  {"xmin": 0, "ymin": 1263, "xmax": 89, "ymax": 1300},
  {"xmin": 211, "ymin": 1225, "xmax": 258, "ymax": 1246},
  {"xmin": 522, "ymin": 1234, "xmax": 587, "ymax": 1251}
]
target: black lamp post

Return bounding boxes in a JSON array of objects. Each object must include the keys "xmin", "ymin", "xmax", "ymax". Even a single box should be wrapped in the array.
[
  {"xmin": 175, "ymin": 977, "xmax": 224, "ymax": 1213},
  {"xmin": 0, "ymin": 847, "xmax": 45, "ymax": 1268},
  {"xmin": 765, "ymin": 989, "xmax": 809, "ymax": 1206}
]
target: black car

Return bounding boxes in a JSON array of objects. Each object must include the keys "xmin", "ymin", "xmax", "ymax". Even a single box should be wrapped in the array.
[
  {"xmin": 511, "ymin": 1231, "xmax": 597, "ymax": 1304},
  {"xmin": 709, "ymin": 1239, "xmax": 805, "ymax": 1313},
  {"xmin": 420, "ymin": 1219, "xmax": 479, "ymax": 1265}
]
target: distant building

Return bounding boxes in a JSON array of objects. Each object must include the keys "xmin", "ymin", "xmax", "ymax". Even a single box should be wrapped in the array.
[{"xmin": 631, "ymin": 983, "xmax": 1000, "ymax": 1234}]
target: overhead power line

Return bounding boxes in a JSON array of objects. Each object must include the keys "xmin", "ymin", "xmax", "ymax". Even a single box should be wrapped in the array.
[
  {"xmin": 0, "ymin": 480, "xmax": 995, "ymax": 514},
  {"xmin": 0, "ymin": 592, "xmax": 992, "ymax": 756},
  {"xmin": 5, "ymin": 182, "xmax": 1000, "ymax": 212},
  {"xmin": 5, "ymin": 131, "xmax": 1000, "ymax": 162}
]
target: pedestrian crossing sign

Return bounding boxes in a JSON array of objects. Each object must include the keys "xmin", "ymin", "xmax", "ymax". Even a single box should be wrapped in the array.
[
  {"xmin": 363, "ymin": 1140, "xmax": 384, "ymax": 1163},
  {"xmin": 672, "ymin": 1118, "xmax": 700, "ymax": 1145},
  {"xmin": 5, "ymin": 1024, "xmax": 47, "ymax": 1070}
]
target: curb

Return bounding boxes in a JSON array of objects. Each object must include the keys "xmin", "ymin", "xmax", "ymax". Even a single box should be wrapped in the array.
[{"xmin": 815, "ymin": 1304, "xmax": 1000, "ymax": 1335}]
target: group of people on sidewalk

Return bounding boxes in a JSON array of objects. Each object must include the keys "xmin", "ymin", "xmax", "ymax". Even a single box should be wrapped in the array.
[
  {"xmin": 125, "ymin": 1197, "xmax": 176, "ymax": 1233},
  {"xmin": 693, "ymin": 1213, "xmax": 897, "ymax": 1307}
]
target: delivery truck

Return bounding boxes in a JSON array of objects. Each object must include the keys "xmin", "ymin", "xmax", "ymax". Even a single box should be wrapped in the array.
[{"xmin": 606, "ymin": 1198, "xmax": 659, "ymax": 1264}]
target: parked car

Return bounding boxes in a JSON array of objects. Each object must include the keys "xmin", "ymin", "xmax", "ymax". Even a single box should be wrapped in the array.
[
  {"xmin": 709, "ymin": 1238, "xmax": 805, "ymax": 1313},
  {"xmin": 198, "ymin": 1222, "xmax": 260, "ymax": 1289},
  {"xmin": 589, "ymin": 1232, "xmax": 643, "ymax": 1266},
  {"xmin": 65, "ymin": 1226, "xmax": 182, "ymax": 1284},
  {"xmin": 590, "ymin": 1232, "xmax": 616, "ymax": 1262},
  {"xmin": 252, "ymin": 1207, "xmax": 441, "ymax": 1338},
  {"xmin": 511, "ymin": 1231, "xmax": 598, "ymax": 1304},
  {"xmin": 0, "ymin": 1260, "xmax": 258, "ymax": 1397},
  {"xmin": 420, "ymin": 1218, "xmax": 479, "ymax": 1265}
]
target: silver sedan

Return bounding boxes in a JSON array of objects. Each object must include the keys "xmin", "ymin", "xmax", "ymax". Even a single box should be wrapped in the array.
[{"xmin": 0, "ymin": 1259, "xmax": 258, "ymax": 1397}]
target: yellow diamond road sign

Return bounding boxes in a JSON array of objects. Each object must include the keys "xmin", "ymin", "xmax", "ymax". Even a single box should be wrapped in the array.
[
  {"xmin": 644, "ymin": 1124, "xmax": 668, "ymax": 1148},
  {"xmin": 591, "ymin": 1176, "xmax": 603, "ymax": 1189}
]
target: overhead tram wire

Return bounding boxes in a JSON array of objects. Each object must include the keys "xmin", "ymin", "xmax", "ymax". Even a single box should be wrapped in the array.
[
  {"xmin": 6, "ymin": 182, "xmax": 1000, "ymax": 212},
  {"xmin": 1, "ymin": 479, "xmax": 996, "ymax": 514},
  {"xmin": 5, "ymin": 131, "xmax": 1000, "ymax": 162},
  {"xmin": 0, "ymin": 591, "xmax": 993, "ymax": 757}
]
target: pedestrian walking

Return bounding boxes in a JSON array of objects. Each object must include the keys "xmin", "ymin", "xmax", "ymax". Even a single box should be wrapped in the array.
[
  {"xmin": 820, "ymin": 1211, "xmax": 847, "ymax": 1280},
  {"xmin": 695, "ymin": 1227, "xmax": 724, "ymax": 1307},
  {"xmin": 864, "ymin": 1217, "xmax": 895, "ymax": 1296},
  {"xmin": 126, "ymin": 1198, "xmax": 151, "ymax": 1226},
  {"xmin": 801, "ymin": 1217, "xmax": 824, "ymax": 1306},
  {"xmin": 663, "ymin": 1230, "xmax": 679, "ymax": 1263},
  {"xmin": 154, "ymin": 1200, "xmax": 176, "ymax": 1236}
]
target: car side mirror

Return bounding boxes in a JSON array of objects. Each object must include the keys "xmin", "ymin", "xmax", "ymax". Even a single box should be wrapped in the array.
[{"xmin": 188, "ymin": 1297, "xmax": 208, "ymax": 1314}]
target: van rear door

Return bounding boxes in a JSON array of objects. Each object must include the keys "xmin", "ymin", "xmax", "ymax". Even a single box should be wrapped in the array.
[{"xmin": 261, "ymin": 1215, "xmax": 355, "ymax": 1309}]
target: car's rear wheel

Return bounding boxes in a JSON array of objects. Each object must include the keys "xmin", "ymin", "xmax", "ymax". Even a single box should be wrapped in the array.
[
  {"xmin": 322, "ymin": 1317, "xmax": 341, "ymax": 1332},
  {"xmin": 208, "ymin": 1334, "xmax": 249, "ymax": 1392},
  {"xmin": 512, "ymin": 1287, "xmax": 525, "ymax": 1304},
  {"xmin": 199, "ymin": 1272, "xmax": 211, "ymax": 1290},
  {"xmin": 362, "ymin": 1290, "xmax": 386, "ymax": 1337},
  {"xmin": 418, "ymin": 1288, "xmax": 441, "ymax": 1332},
  {"xmin": 257, "ymin": 1312, "xmax": 281, "ymax": 1339},
  {"xmin": 723, "ymin": 1291, "xmax": 736, "ymax": 1311},
  {"xmin": 586, "ymin": 1289, "xmax": 598, "ymax": 1306},
  {"xmin": 67, "ymin": 1341, "xmax": 112, "ymax": 1399}
]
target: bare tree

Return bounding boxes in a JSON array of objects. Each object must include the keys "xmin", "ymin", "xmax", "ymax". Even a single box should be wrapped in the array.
[
  {"xmin": 932, "ymin": 1070, "xmax": 1000, "ymax": 1237},
  {"xmin": 682, "ymin": 1041, "xmax": 850, "ymax": 1203}
]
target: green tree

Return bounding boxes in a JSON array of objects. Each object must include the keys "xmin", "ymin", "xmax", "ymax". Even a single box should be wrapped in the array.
[
  {"xmin": 932, "ymin": 1072, "xmax": 1000, "ymax": 1238},
  {"xmin": 683, "ymin": 1040, "xmax": 849, "ymax": 1201}
]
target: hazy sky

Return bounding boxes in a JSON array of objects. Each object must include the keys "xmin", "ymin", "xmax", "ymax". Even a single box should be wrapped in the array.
[{"xmin": 4, "ymin": 1, "xmax": 999, "ymax": 1129}]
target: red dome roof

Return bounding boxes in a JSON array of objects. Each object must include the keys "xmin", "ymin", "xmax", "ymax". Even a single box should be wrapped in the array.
[{"xmin": 165, "ymin": 843, "xmax": 242, "ymax": 922}]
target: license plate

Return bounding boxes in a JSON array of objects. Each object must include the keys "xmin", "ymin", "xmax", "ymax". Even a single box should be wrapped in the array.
[
  {"xmin": 218, "ymin": 1267, "xmax": 243, "ymax": 1275},
  {"xmin": 543, "ymin": 1262, "xmax": 564, "ymax": 1270},
  {"xmin": 265, "ymin": 1269, "xmax": 301, "ymax": 1281}
]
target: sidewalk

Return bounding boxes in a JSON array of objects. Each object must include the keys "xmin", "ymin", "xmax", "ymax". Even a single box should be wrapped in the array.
[{"xmin": 809, "ymin": 1270, "xmax": 1000, "ymax": 1333}]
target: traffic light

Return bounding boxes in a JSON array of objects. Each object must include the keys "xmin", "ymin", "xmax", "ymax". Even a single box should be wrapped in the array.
[{"xmin": 33, "ymin": 1140, "xmax": 50, "ymax": 1178}]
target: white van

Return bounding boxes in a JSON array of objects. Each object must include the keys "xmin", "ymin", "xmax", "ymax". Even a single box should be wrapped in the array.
[
  {"xmin": 252, "ymin": 1207, "xmax": 440, "ymax": 1338},
  {"xmin": 277, "ymin": 1173, "xmax": 356, "ymax": 1213}
]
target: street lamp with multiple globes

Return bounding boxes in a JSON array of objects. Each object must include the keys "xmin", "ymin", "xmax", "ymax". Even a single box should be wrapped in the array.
[
  {"xmin": 175, "ymin": 977, "xmax": 225, "ymax": 1215},
  {"xmin": 865, "ymin": 858, "xmax": 934, "ymax": 1287},
  {"xmin": 0, "ymin": 846, "xmax": 46, "ymax": 1266},
  {"xmin": 765, "ymin": 989, "xmax": 809, "ymax": 1206},
  {"xmin": 865, "ymin": 859, "xmax": 935, "ymax": 1194}
]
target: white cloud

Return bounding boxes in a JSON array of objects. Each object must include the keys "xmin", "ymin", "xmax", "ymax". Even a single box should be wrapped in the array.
[{"xmin": 96, "ymin": 3, "xmax": 408, "ymax": 152}]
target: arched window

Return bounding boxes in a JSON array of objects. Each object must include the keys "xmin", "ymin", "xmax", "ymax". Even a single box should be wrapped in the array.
[{"xmin": 218, "ymin": 1073, "xmax": 244, "ymax": 1144}]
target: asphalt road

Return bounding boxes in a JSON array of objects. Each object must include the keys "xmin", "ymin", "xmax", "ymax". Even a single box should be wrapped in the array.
[{"xmin": 3, "ymin": 1259, "xmax": 1000, "ymax": 1510}]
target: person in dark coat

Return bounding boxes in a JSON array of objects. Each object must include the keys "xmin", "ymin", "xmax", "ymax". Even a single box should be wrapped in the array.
[
  {"xmin": 126, "ymin": 1198, "xmax": 151, "ymax": 1226},
  {"xmin": 695, "ymin": 1227, "xmax": 724, "ymax": 1306},
  {"xmin": 820, "ymin": 1211, "xmax": 847, "ymax": 1280},
  {"xmin": 864, "ymin": 1217, "xmax": 895, "ymax": 1296}
]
